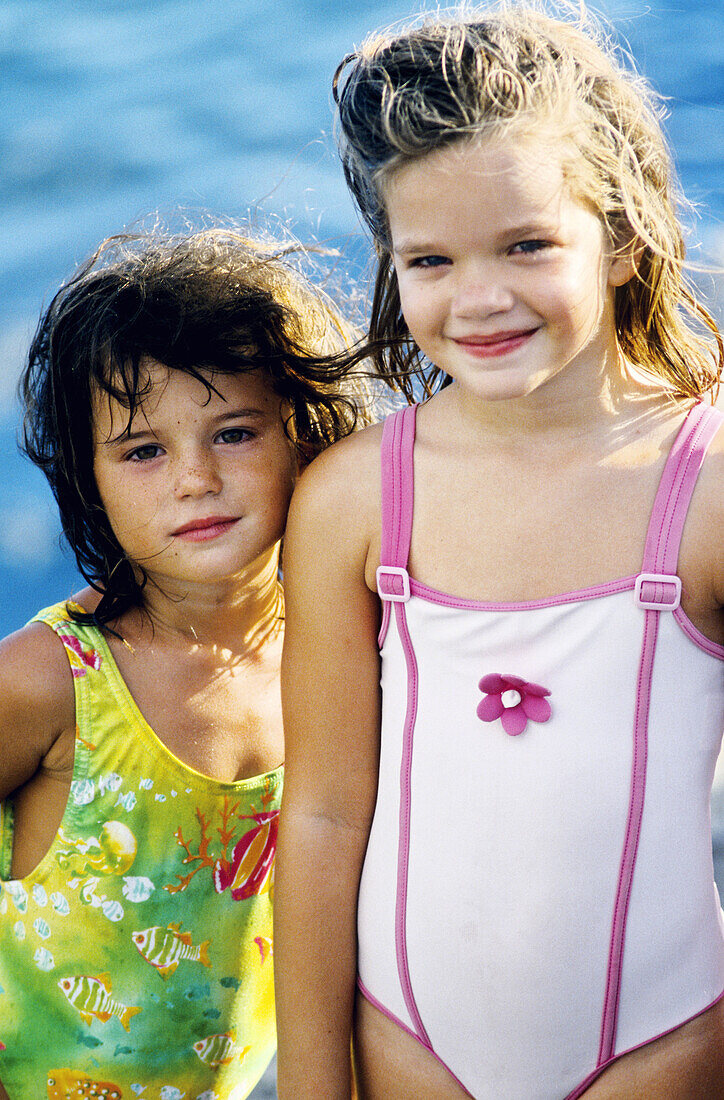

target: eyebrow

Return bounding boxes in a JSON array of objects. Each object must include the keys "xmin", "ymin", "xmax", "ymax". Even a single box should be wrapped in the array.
[
  {"xmin": 498, "ymin": 221, "xmax": 560, "ymax": 239},
  {"xmin": 215, "ymin": 407, "xmax": 267, "ymax": 421},
  {"xmin": 392, "ymin": 221, "xmax": 561, "ymax": 256},
  {"xmin": 392, "ymin": 240, "xmax": 446, "ymax": 257},
  {"xmin": 100, "ymin": 407, "xmax": 268, "ymax": 447}
]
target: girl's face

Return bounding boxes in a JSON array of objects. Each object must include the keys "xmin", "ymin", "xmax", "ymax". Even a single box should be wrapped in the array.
[
  {"xmin": 385, "ymin": 135, "xmax": 634, "ymax": 405},
  {"xmin": 92, "ymin": 364, "xmax": 298, "ymax": 593}
]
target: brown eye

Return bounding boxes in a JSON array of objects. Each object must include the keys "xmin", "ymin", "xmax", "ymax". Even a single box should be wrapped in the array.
[
  {"xmin": 128, "ymin": 444, "xmax": 162, "ymax": 462},
  {"xmin": 217, "ymin": 427, "xmax": 253, "ymax": 444}
]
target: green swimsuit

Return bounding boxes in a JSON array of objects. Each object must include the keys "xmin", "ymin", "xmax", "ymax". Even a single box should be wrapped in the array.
[{"xmin": 0, "ymin": 602, "xmax": 282, "ymax": 1100}]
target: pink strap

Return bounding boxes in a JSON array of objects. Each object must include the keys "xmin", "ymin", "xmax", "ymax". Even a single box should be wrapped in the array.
[
  {"xmin": 599, "ymin": 400, "xmax": 723, "ymax": 1064},
  {"xmin": 376, "ymin": 406, "xmax": 431, "ymax": 1041},
  {"xmin": 378, "ymin": 405, "xmax": 418, "ymax": 600},
  {"xmin": 637, "ymin": 403, "xmax": 723, "ymax": 609}
]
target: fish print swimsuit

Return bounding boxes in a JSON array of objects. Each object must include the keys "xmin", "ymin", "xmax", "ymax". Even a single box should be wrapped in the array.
[
  {"xmin": 0, "ymin": 602, "xmax": 281, "ymax": 1100},
  {"xmin": 356, "ymin": 402, "xmax": 724, "ymax": 1099}
]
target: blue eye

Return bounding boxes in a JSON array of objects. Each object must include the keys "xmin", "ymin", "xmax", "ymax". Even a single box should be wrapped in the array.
[
  {"xmin": 511, "ymin": 240, "xmax": 550, "ymax": 255},
  {"xmin": 412, "ymin": 255, "xmax": 450, "ymax": 268}
]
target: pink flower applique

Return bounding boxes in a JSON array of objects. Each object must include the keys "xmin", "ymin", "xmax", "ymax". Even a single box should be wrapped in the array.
[{"xmin": 477, "ymin": 674, "xmax": 551, "ymax": 736}]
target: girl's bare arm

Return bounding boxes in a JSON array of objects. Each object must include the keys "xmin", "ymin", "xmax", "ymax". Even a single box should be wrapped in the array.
[
  {"xmin": 0, "ymin": 623, "xmax": 74, "ymax": 798},
  {"xmin": 0, "ymin": 622, "xmax": 76, "ymax": 877},
  {"xmin": 275, "ymin": 433, "xmax": 382, "ymax": 1099}
]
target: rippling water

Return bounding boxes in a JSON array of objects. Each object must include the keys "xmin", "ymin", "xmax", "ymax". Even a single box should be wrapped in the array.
[
  {"xmin": 0, "ymin": 0, "xmax": 722, "ymax": 630},
  {"xmin": 0, "ymin": 7, "xmax": 722, "ymax": 1091}
]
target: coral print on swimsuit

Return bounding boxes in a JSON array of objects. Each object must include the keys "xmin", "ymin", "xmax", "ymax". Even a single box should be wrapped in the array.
[{"xmin": 476, "ymin": 674, "xmax": 552, "ymax": 736}]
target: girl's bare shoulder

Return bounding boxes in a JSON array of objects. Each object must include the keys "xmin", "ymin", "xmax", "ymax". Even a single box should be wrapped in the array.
[
  {"xmin": 289, "ymin": 419, "xmax": 386, "ymax": 533},
  {"xmin": 0, "ymin": 614, "xmax": 76, "ymax": 800},
  {"xmin": 0, "ymin": 616, "xmax": 74, "ymax": 705}
]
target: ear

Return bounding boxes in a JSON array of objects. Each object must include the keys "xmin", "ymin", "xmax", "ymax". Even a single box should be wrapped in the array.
[{"xmin": 608, "ymin": 239, "xmax": 643, "ymax": 288}]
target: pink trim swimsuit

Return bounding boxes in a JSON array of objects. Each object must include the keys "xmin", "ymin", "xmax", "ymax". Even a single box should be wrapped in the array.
[{"xmin": 356, "ymin": 402, "xmax": 724, "ymax": 1099}]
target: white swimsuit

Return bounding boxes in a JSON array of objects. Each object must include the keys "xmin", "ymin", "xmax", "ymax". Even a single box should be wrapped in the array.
[{"xmin": 356, "ymin": 402, "xmax": 724, "ymax": 1099}]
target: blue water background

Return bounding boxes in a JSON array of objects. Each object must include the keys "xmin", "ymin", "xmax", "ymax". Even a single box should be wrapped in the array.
[
  {"xmin": 1, "ymin": 0, "xmax": 722, "ymax": 627},
  {"xmin": 0, "ymin": 6, "xmax": 722, "ymax": 1091}
]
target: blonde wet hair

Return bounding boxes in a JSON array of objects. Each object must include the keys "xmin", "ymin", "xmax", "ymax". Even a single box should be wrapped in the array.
[{"xmin": 333, "ymin": 1, "xmax": 722, "ymax": 401}]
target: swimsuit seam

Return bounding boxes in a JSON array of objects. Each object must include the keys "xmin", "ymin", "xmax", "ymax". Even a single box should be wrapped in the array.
[
  {"xmin": 393, "ymin": 600, "xmax": 430, "ymax": 1046},
  {"xmin": 356, "ymin": 977, "xmax": 474, "ymax": 1095},
  {"xmin": 377, "ymin": 601, "xmax": 391, "ymax": 649},
  {"xmin": 568, "ymin": 984, "xmax": 724, "ymax": 1099},
  {"xmin": 672, "ymin": 607, "xmax": 724, "ymax": 659},
  {"xmin": 598, "ymin": 606, "xmax": 657, "ymax": 1063},
  {"xmin": 408, "ymin": 575, "xmax": 637, "ymax": 610}
]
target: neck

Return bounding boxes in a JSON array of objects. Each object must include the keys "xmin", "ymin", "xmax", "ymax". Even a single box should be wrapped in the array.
[
  {"xmin": 441, "ymin": 344, "xmax": 678, "ymax": 456},
  {"xmin": 112, "ymin": 548, "xmax": 285, "ymax": 660}
]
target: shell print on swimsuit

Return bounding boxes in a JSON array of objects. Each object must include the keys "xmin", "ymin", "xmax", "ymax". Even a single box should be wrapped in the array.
[{"xmin": 359, "ymin": 402, "xmax": 724, "ymax": 1099}]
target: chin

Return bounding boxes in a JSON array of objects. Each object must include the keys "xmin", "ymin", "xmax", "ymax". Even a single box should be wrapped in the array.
[
  {"xmin": 478, "ymin": 361, "xmax": 557, "ymax": 402},
  {"xmin": 462, "ymin": 377, "xmax": 541, "ymax": 403}
]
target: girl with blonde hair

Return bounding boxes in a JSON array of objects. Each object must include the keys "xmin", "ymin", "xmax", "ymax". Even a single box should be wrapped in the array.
[{"xmin": 275, "ymin": 4, "xmax": 724, "ymax": 1097}]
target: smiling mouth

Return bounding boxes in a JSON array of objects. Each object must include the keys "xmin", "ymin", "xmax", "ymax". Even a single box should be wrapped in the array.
[
  {"xmin": 172, "ymin": 517, "xmax": 239, "ymax": 541},
  {"xmin": 453, "ymin": 328, "xmax": 538, "ymax": 357}
]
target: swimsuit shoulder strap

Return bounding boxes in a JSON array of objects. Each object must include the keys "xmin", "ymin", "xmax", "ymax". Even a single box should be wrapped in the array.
[
  {"xmin": 637, "ymin": 402, "xmax": 723, "ymax": 609},
  {"xmin": 377, "ymin": 403, "xmax": 418, "ymax": 600}
]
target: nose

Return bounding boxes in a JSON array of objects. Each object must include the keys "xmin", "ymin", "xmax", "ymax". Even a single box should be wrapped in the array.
[
  {"xmin": 451, "ymin": 263, "xmax": 515, "ymax": 319},
  {"xmin": 173, "ymin": 448, "xmax": 222, "ymax": 499}
]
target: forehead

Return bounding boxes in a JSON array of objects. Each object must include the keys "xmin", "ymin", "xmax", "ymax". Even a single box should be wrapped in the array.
[
  {"xmin": 92, "ymin": 360, "xmax": 278, "ymax": 441},
  {"xmin": 384, "ymin": 134, "xmax": 586, "ymax": 238}
]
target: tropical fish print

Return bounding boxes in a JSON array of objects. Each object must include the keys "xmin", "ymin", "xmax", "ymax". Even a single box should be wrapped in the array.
[
  {"xmin": 115, "ymin": 790, "xmax": 137, "ymax": 813},
  {"xmin": 213, "ymin": 812, "xmax": 278, "ymax": 901},
  {"xmin": 50, "ymin": 891, "xmax": 70, "ymax": 915},
  {"xmin": 32, "ymin": 884, "xmax": 48, "ymax": 906},
  {"xmin": 34, "ymin": 946, "xmax": 55, "ymax": 971},
  {"xmin": 4, "ymin": 881, "xmax": 28, "ymax": 913},
  {"xmin": 122, "ymin": 875, "xmax": 155, "ymax": 902},
  {"xmin": 57, "ymin": 973, "xmax": 141, "ymax": 1031},
  {"xmin": 0, "ymin": 604, "xmax": 281, "ymax": 1098},
  {"xmin": 132, "ymin": 922, "xmax": 211, "ymax": 979},
  {"xmin": 34, "ymin": 918, "xmax": 51, "ymax": 939},
  {"xmin": 57, "ymin": 633, "xmax": 102, "ymax": 678},
  {"xmin": 47, "ymin": 1069, "xmax": 123, "ymax": 1099},
  {"xmin": 192, "ymin": 1029, "xmax": 250, "ymax": 1068}
]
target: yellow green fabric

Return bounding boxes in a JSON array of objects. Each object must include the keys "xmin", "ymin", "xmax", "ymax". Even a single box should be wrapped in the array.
[{"xmin": 0, "ymin": 601, "xmax": 282, "ymax": 1100}]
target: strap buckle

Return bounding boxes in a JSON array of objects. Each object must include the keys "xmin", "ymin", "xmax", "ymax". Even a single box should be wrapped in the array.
[
  {"xmin": 634, "ymin": 572, "xmax": 682, "ymax": 611},
  {"xmin": 376, "ymin": 565, "xmax": 411, "ymax": 603}
]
